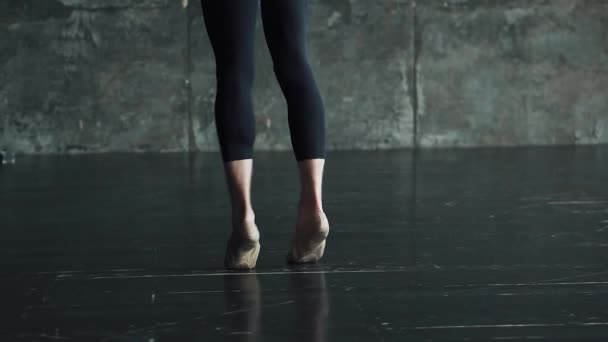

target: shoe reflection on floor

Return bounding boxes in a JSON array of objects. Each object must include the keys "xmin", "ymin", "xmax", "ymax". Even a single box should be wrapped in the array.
[{"xmin": 222, "ymin": 267, "xmax": 329, "ymax": 342}]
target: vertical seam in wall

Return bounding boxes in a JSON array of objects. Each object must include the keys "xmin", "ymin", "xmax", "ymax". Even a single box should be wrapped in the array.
[
  {"xmin": 408, "ymin": 0, "xmax": 419, "ymax": 265},
  {"xmin": 411, "ymin": 0, "xmax": 419, "ymax": 150},
  {"xmin": 409, "ymin": 0, "xmax": 420, "ymax": 264},
  {"xmin": 185, "ymin": 3, "xmax": 195, "ymax": 152}
]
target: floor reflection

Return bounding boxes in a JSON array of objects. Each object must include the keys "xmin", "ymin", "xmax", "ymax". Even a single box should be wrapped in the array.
[
  {"xmin": 223, "ymin": 273, "xmax": 262, "ymax": 341},
  {"xmin": 290, "ymin": 269, "xmax": 330, "ymax": 342},
  {"xmin": 222, "ymin": 269, "xmax": 330, "ymax": 342}
]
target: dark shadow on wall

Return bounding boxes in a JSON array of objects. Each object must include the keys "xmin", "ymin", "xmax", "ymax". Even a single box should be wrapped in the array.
[
  {"xmin": 0, "ymin": 0, "xmax": 72, "ymax": 67},
  {"xmin": 0, "ymin": 0, "xmax": 72, "ymax": 24}
]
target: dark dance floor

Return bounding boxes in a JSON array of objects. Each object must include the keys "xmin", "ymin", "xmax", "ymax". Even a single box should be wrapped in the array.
[{"xmin": 1, "ymin": 146, "xmax": 608, "ymax": 341}]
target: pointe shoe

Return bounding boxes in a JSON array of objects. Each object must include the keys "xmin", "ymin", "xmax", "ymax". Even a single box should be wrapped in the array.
[
  {"xmin": 287, "ymin": 212, "xmax": 330, "ymax": 264},
  {"xmin": 224, "ymin": 222, "xmax": 260, "ymax": 270}
]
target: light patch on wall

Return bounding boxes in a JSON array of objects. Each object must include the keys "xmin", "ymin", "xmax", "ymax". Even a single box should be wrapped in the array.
[
  {"xmin": 420, "ymin": 130, "xmax": 466, "ymax": 147},
  {"xmin": 327, "ymin": 11, "xmax": 342, "ymax": 28},
  {"xmin": 192, "ymin": 115, "xmax": 219, "ymax": 151},
  {"xmin": 504, "ymin": 8, "xmax": 532, "ymax": 25}
]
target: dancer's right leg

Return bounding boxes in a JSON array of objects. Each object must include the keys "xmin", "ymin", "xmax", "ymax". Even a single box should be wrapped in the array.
[{"xmin": 201, "ymin": 0, "xmax": 260, "ymax": 269}]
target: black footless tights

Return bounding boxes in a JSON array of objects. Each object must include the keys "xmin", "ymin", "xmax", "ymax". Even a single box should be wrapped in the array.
[{"xmin": 201, "ymin": 0, "xmax": 326, "ymax": 162}]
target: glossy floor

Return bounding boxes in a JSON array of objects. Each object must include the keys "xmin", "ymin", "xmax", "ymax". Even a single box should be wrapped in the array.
[{"xmin": 1, "ymin": 146, "xmax": 608, "ymax": 341}]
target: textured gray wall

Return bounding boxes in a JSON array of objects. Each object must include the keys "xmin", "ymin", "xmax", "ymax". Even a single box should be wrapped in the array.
[
  {"xmin": 416, "ymin": 0, "xmax": 608, "ymax": 147},
  {"xmin": 1, "ymin": 0, "xmax": 606, "ymax": 154}
]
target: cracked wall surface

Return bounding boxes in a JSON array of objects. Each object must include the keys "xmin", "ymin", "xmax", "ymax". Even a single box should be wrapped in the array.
[
  {"xmin": 1, "ymin": 0, "xmax": 188, "ymax": 153},
  {"xmin": 416, "ymin": 0, "xmax": 608, "ymax": 147},
  {"xmin": 0, "ymin": 0, "xmax": 606, "ymax": 154}
]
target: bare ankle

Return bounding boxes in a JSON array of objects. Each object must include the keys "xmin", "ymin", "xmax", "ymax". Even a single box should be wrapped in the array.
[
  {"xmin": 298, "ymin": 199, "xmax": 323, "ymax": 212},
  {"xmin": 232, "ymin": 208, "xmax": 255, "ymax": 223},
  {"xmin": 297, "ymin": 205, "xmax": 327, "ymax": 223},
  {"xmin": 231, "ymin": 219, "xmax": 259, "ymax": 241}
]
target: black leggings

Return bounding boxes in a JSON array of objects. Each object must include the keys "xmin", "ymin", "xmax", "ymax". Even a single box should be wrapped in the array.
[{"xmin": 201, "ymin": 0, "xmax": 326, "ymax": 162}]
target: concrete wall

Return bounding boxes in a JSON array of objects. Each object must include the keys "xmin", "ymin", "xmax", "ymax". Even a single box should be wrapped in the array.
[
  {"xmin": 1, "ymin": 0, "xmax": 606, "ymax": 154},
  {"xmin": 416, "ymin": 0, "xmax": 608, "ymax": 147}
]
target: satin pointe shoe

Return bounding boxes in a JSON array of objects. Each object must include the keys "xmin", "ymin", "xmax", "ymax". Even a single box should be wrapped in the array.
[
  {"xmin": 287, "ymin": 212, "xmax": 330, "ymax": 264},
  {"xmin": 224, "ymin": 221, "xmax": 260, "ymax": 270}
]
